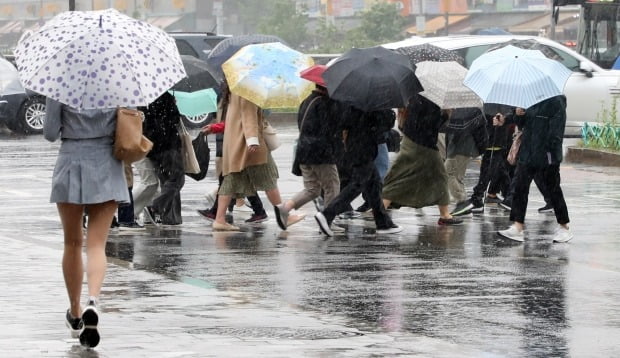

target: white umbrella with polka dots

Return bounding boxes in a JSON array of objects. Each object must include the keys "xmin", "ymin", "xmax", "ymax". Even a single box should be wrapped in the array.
[{"xmin": 14, "ymin": 8, "xmax": 186, "ymax": 109}]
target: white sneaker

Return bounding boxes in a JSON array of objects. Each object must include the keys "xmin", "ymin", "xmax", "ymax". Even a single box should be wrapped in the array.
[
  {"xmin": 498, "ymin": 224, "xmax": 524, "ymax": 242},
  {"xmin": 331, "ymin": 225, "xmax": 346, "ymax": 233},
  {"xmin": 314, "ymin": 212, "xmax": 333, "ymax": 237},
  {"xmin": 553, "ymin": 227, "xmax": 573, "ymax": 243}
]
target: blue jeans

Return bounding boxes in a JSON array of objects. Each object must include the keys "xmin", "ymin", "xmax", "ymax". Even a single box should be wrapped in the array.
[{"xmin": 375, "ymin": 143, "xmax": 389, "ymax": 181}]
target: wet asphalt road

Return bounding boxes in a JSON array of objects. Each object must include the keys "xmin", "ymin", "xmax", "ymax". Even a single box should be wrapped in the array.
[{"xmin": 1, "ymin": 122, "xmax": 620, "ymax": 357}]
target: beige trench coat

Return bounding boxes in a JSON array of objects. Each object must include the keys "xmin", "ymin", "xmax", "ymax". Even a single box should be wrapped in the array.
[{"xmin": 220, "ymin": 94, "xmax": 268, "ymax": 176}]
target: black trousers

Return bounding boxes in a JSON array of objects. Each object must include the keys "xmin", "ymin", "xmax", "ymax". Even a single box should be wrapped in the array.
[
  {"xmin": 152, "ymin": 149, "xmax": 185, "ymax": 225},
  {"xmin": 509, "ymin": 163, "xmax": 570, "ymax": 225},
  {"xmin": 323, "ymin": 161, "xmax": 393, "ymax": 229},
  {"xmin": 472, "ymin": 149, "xmax": 510, "ymax": 204}
]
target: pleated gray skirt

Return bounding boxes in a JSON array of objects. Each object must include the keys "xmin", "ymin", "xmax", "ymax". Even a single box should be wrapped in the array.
[{"xmin": 49, "ymin": 137, "xmax": 129, "ymax": 205}]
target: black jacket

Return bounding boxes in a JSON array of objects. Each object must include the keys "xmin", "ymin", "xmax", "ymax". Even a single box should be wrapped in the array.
[
  {"xmin": 446, "ymin": 107, "xmax": 488, "ymax": 157},
  {"xmin": 403, "ymin": 94, "xmax": 448, "ymax": 150},
  {"xmin": 141, "ymin": 92, "xmax": 182, "ymax": 159},
  {"xmin": 341, "ymin": 106, "xmax": 395, "ymax": 166},
  {"xmin": 295, "ymin": 90, "xmax": 342, "ymax": 165},
  {"xmin": 515, "ymin": 95, "xmax": 567, "ymax": 168}
]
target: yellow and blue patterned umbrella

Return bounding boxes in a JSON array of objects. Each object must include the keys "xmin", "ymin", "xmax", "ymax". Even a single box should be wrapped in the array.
[{"xmin": 222, "ymin": 42, "xmax": 314, "ymax": 109}]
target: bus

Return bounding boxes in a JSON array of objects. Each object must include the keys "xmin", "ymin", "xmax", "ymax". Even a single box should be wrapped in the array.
[{"xmin": 554, "ymin": 0, "xmax": 620, "ymax": 68}]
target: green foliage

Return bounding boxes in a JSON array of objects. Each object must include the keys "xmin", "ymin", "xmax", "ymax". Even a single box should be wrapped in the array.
[
  {"xmin": 357, "ymin": 2, "xmax": 406, "ymax": 43},
  {"xmin": 582, "ymin": 96, "xmax": 620, "ymax": 151}
]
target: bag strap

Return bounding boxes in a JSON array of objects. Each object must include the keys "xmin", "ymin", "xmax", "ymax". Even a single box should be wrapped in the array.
[{"xmin": 299, "ymin": 96, "xmax": 321, "ymax": 132}]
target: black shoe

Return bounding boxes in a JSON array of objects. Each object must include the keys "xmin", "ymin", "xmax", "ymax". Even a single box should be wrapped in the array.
[
  {"xmin": 438, "ymin": 217, "xmax": 464, "ymax": 226},
  {"xmin": 471, "ymin": 200, "xmax": 484, "ymax": 213},
  {"xmin": 197, "ymin": 209, "xmax": 216, "ymax": 221},
  {"xmin": 79, "ymin": 300, "xmax": 100, "ymax": 348},
  {"xmin": 143, "ymin": 206, "xmax": 161, "ymax": 226},
  {"xmin": 245, "ymin": 212, "xmax": 268, "ymax": 223},
  {"xmin": 485, "ymin": 195, "xmax": 502, "ymax": 204},
  {"xmin": 499, "ymin": 199, "xmax": 512, "ymax": 211},
  {"xmin": 355, "ymin": 202, "xmax": 371, "ymax": 213},
  {"xmin": 274, "ymin": 204, "xmax": 288, "ymax": 230},
  {"xmin": 119, "ymin": 221, "xmax": 144, "ymax": 231},
  {"xmin": 451, "ymin": 200, "xmax": 473, "ymax": 216},
  {"xmin": 65, "ymin": 310, "xmax": 83, "ymax": 339},
  {"xmin": 538, "ymin": 204, "xmax": 554, "ymax": 213},
  {"xmin": 110, "ymin": 216, "xmax": 119, "ymax": 229}
]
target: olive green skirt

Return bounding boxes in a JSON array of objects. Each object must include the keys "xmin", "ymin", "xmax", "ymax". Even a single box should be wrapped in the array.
[
  {"xmin": 382, "ymin": 136, "xmax": 450, "ymax": 208},
  {"xmin": 219, "ymin": 153, "xmax": 279, "ymax": 197}
]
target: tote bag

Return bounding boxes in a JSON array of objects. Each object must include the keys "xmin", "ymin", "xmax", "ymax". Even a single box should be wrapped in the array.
[
  {"xmin": 113, "ymin": 108, "xmax": 153, "ymax": 163},
  {"xmin": 178, "ymin": 120, "xmax": 201, "ymax": 174}
]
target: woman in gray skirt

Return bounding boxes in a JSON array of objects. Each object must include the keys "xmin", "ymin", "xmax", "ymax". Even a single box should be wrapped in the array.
[{"xmin": 44, "ymin": 98, "xmax": 129, "ymax": 348}]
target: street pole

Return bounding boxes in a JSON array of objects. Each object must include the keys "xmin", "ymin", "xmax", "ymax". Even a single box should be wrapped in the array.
[{"xmin": 69, "ymin": 0, "xmax": 75, "ymax": 11}]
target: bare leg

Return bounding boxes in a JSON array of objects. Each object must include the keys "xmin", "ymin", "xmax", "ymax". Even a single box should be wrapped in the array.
[
  {"xmin": 58, "ymin": 203, "xmax": 86, "ymax": 318},
  {"xmin": 383, "ymin": 199, "xmax": 391, "ymax": 209},
  {"xmin": 439, "ymin": 205, "xmax": 454, "ymax": 219},
  {"xmin": 215, "ymin": 194, "xmax": 232, "ymax": 225},
  {"xmin": 84, "ymin": 200, "xmax": 117, "ymax": 299},
  {"xmin": 514, "ymin": 221, "xmax": 525, "ymax": 231},
  {"xmin": 265, "ymin": 187, "xmax": 282, "ymax": 206}
]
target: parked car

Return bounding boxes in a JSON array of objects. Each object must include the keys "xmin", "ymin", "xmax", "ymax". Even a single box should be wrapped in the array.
[
  {"xmin": 0, "ymin": 54, "xmax": 46, "ymax": 134},
  {"xmin": 168, "ymin": 32, "xmax": 230, "ymax": 128},
  {"xmin": 384, "ymin": 35, "xmax": 618, "ymax": 137}
]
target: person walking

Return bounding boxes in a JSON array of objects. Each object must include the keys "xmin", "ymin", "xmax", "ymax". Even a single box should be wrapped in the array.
[
  {"xmin": 44, "ymin": 98, "xmax": 130, "ymax": 348},
  {"xmin": 451, "ymin": 107, "xmax": 513, "ymax": 216},
  {"xmin": 498, "ymin": 95, "xmax": 573, "ymax": 243},
  {"xmin": 314, "ymin": 106, "xmax": 402, "ymax": 236},
  {"xmin": 381, "ymin": 94, "xmax": 463, "ymax": 226},
  {"xmin": 211, "ymin": 88, "xmax": 285, "ymax": 231},
  {"xmin": 141, "ymin": 92, "xmax": 185, "ymax": 226},
  {"xmin": 274, "ymin": 84, "xmax": 342, "ymax": 230},
  {"xmin": 444, "ymin": 107, "xmax": 488, "ymax": 204}
]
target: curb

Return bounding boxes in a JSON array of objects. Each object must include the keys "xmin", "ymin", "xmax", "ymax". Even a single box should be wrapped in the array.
[{"xmin": 566, "ymin": 146, "xmax": 620, "ymax": 167}]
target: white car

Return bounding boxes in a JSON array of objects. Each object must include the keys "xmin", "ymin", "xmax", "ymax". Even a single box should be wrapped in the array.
[{"xmin": 383, "ymin": 35, "xmax": 619, "ymax": 137}]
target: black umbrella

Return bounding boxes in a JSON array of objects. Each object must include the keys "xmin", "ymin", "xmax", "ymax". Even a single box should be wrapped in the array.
[
  {"xmin": 206, "ymin": 34, "xmax": 287, "ymax": 78},
  {"xmin": 394, "ymin": 43, "xmax": 465, "ymax": 66},
  {"xmin": 324, "ymin": 46, "xmax": 423, "ymax": 112},
  {"xmin": 172, "ymin": 55, "xmax": 221, "ymax": 92}
]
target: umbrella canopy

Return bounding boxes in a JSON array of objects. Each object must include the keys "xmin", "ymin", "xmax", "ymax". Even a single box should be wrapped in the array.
[
  {"xmin": 486, "ymin": 39, "xmax": 563, "ymax": 61},
  {"xmin": 14, "ymin": 8, "xmax": 185, "ymax": 109},
  {"xmin": 300, "ymin": 64, "xmax": 327, "ymax": 87},
  {"xmin": 464, "ymin": 45, "xmax": 572, "ymax": 109},
  {"xmin": 0, "ymin": 57, "xmax": 25, "ymax": 96},
  {"xmin": 415, "ymin": 61, "xmax": 482, "ymax": 109},
  {"xmin": 171, "ymin": 88, "xmax": 217, "ymax": 117},
  {"xmin": 222, "ymin": 42, "xmax": 314, "ymax": 109},
  {"xmin": 324, "ymin": 46, "xmax": 422, "ymax": 111},
  {"xmin": 207, "ymin": 34, "xmax": 286, "ymax": 79},
  {"xmin": 394, "ymin": 43, "xmax": 465, "ymax": 66},
  {"xmin": 172, "ymin": 55, "xmax": 220, "ymax": 92}
]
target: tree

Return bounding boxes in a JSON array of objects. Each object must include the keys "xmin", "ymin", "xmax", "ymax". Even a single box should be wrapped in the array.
[
  {"xmin": 256, "ymin": 0, "xmax": 309, "ymax": 49},
  {"xmin": 356, "ymin": 2, "xmax": 405, "ymax": 44}
]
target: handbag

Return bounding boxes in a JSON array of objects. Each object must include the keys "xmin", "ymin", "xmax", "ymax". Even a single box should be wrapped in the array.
[
  {"xmin": 507, "ymin": 129, "xmax": 522, "ymax": 166},
  {"xmin": 177, "ymin": 120, "xmax": 201, "ymax": 174},
  {"xmin": 263, "ymin": 121, "xmax": 281, "ymax": 151},
  {"xmin": 186, "ymin": 131, "xmax": 211, "ymax": 181},
  {"xmin": 292, "ymin": 96, "xmax": 321, "ymax": 176},
  {"xmin": 113, "ymin": 108, "xmax": 153, "ymax": 163}
]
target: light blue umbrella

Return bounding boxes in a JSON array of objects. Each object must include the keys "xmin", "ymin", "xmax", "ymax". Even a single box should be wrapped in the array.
[
  {"xmin": 463, "ymin": 45, "xmax": 572, "ymax": 109},
  {"xmin": 171, "ymin": 88, "xmax": 218, "ymax": 117}
]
